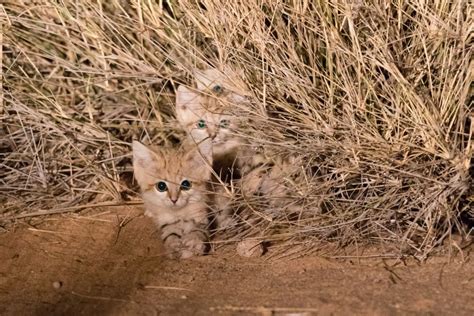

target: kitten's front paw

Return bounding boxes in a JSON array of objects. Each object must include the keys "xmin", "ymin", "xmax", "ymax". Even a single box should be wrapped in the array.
[
  {"xmin": 163, "ymin": 235, "xmax": 185, "ymax": 259},
  {"xmin": 163, "ymin": 232, "xmax": 208, "ymax": 259},
  {"xmin": 216, "ymin": 214, "xmax": 237, "ymax": 231},
  {"xmin": 181, "ymin": 232, "xmax": 208, "ymax": 258}
]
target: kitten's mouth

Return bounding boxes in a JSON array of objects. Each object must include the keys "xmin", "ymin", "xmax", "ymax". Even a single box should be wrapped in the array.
[{"xmin": 169, "ymin": 200, "xmax": 188, "ymax": 209}]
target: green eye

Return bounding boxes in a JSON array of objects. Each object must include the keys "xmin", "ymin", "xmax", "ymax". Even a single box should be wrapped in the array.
[
  {"xmin": 180, "ymin": 180, "xmax": 192, "ymax": 191},
  {"xmin": 197, "ymin": 119, "xmax": 206, "ymax": 129},
  {"xmin": 155, "ymin": 181, "xmax": 167, "ymax": 192},
  {"xmin": 220, "ymin": 119, "xmax": 230, "ymax": 128},
  {"xmin": 212, "ymin": 84, "xmax": 223, "ymax": 94}
]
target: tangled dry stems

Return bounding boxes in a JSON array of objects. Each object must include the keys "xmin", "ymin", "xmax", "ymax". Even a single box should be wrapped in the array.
[{"xmin": 1, "ymin": 0, "xmax": 472, "ymax": 258}]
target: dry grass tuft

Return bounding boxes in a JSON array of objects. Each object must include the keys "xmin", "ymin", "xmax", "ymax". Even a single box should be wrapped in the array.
[{"xmin": 1, "ymin": 0, "xmax": 472, "ymax": 258}]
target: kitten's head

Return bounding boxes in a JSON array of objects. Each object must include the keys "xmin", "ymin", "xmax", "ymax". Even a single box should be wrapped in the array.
[
  {"xmin": 194, "ymin": 67, "xmax": 249, "ymax": 103},
  {"xmin": 132, "ymin": 140, "xmax": 212, "ymax": 210},
  {"xmin": 176, "ymin": 68, "xmax": 249, "ymax": 157},
  {"xmin": 176, "ymin": 86, "xmax": 240, "ymax": 157}
]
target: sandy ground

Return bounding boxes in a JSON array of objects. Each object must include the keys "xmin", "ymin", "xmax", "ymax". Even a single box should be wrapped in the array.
[{"xmin": 0, "ymin": 206, "xmax": 473, "ymax": 316}]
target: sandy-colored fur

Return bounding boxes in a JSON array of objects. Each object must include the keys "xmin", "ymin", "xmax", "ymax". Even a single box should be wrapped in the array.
[
  {"xmin": 132, "ymin": 140, "xmax": 213, "ymax": 259},
  {"xmin": 194, "ymin": 67, "xmax": 249, "ymax": 101},
  {"xmin": 176, "ymin": 85, "xmax": 244, "ymax": 159},
  {"xmin": 176, "ymin": 68, "xmax": 253, "ymax": 229},
  {"xmin": 176, "ymin": 67, "xmax": 295, "ymax": 229}
]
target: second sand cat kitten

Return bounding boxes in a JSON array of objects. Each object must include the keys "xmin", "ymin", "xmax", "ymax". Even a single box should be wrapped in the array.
[
  {"xmin": 132, "ymin": 140, "xmax": 213, "ymax": 259},
  {"xmin": 176, "ymin": 67, "xmax": 259, "ymax": 177},
  {"xmin": 176, "ymin": 68, "xmax": 299, "ymax": 224},
  {"xmin": 175, "ymin": 68, "xmax": 257, "ymax": 228}
]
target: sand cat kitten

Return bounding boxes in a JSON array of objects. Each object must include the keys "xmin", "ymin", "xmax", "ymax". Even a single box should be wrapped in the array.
[
  {"xmin": 176, "ymin": 67, "xmax": 262, "ymax": 175},
  {"xmin": 175, "ymin": 88, "xmax": 238, "ymax": 228},
  {"xmin": 177, "ymin": 68, "xmax": 299, "ymax": 222},
  {"xmin": 176, "ymin": 90, "xmax": 243, "ymax": 161},
  {"xmin": 176, "ymin": 68, "xmax": 255, "ymax": 229},
  {"xmin": 132, "ymin": 140, "xmax": 213, "ymax": 259}
]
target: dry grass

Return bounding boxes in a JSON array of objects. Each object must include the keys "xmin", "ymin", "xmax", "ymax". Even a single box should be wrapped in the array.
[{"xmin": 1, "ymin": 0, "xmax": 472, "ymax": 258}]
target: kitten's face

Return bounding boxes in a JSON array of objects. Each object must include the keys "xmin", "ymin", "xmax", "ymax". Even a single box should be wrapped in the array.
[
  {"xmin": 176, "ymin": 86, "xmax": 244, "ymax": 157},
  {"xmin": 194, "ymin": 67, "xmax": 249, "ymax": 99},
  {"xmin": 176, "ymin": 67, "xmax": 249, "ymax": 158},
  {"xmin": 132, "ymin": 141, "xmax": 212, "ymax": 210}
]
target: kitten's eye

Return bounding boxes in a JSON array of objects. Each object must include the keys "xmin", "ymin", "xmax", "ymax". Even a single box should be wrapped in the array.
[
  {"xmin": 155, "ymin": 181, "xmax": 167, "ymax": 192},
  {"xmin": 219, "ymin": 119, "xmax": 230, "ymax": 129},
  {"xmin": 197, "ymin": 119, "xmax": 206, "ymax": 129},
  {"xmin": 180, "ymin": 180, "xmax": 192, "ymax": 191},
  {"xmin": 212, "ymin": 84, "xmax": 223, "ymax": 94}
]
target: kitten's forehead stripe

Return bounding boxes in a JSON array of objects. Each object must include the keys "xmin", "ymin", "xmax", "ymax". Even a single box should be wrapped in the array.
[
  {"xmin": 138, "ymin": 144, "xmax": 209, "ymax": 188},
  {"xmin": 179, "ymin": 97, "xmax": 237, "ymax": 130}
]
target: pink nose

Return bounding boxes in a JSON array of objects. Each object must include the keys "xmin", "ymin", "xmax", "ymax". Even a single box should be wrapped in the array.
[{"xmin": 170, "ymin": 198, "xmax": 178, "ymax": 204}]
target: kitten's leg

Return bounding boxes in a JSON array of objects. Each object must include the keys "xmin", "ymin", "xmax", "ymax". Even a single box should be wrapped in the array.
[
  {"xmin": 240, "ymin": 166, "xmax": 267, "ymax": 197},
  {"xmin": 162, "ymin": 233, "xmax": 184, "ymax": 259},
  {"xmin": 212, "ymin": 183, "xmax": 237, "ymax": 230},
  {"xmin": 180, "ymin": 219, "xmax": 209, "ymax": 258},
  {"xmin": 260, "ymin": 164, "xmax": 303, "ymax": 216},
  {"xmin": 160, "ymin": 221, "xmax": 186, "ymax": 259},
  {"xmin": 158, "ymin": 215, "xmax": 209, "ymax": 259},
  {"xmin": 180, "ymin": 230, "xmax": 208, "ymax": 259}
]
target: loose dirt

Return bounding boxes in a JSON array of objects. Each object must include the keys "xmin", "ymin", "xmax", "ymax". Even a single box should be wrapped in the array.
[{"xmin": 1, "ymin": 207, "xmax": 473, "ymax": 315}]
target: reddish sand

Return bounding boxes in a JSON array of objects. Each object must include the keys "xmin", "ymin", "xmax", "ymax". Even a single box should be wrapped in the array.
[{"xmin": 1, "ymin": 207, "xmax": 473, "ymax": 315}]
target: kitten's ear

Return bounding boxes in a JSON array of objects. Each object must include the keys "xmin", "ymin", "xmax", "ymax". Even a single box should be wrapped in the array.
[
  {"xmin": 132, "ymin": 141, "xmax": 160, "ymax": 188},
  {"xmin": 133, "ymin": 141, "xmax": 154, "ymax": 166},
  {"xmin": 176, "ymin": 85, "xmax": 200, "ymax": 124},
  {"xmin": 195, "ymin": 67, "xmax": 249, "ymax": 99},
  {"xmin": 176, "ymin": 85, "xmax": 200, "ymax": 110},
  {"xmin": 193, "ymin": 68, "xmax": 220, "ymax": 91}
]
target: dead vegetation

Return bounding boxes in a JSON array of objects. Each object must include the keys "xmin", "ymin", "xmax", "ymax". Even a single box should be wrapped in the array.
[{"xmin": 1, "ymin": 0, "xmax": 472, "ymax": 258}]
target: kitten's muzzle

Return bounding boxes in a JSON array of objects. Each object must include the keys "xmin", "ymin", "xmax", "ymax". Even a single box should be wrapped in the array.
[
  {"xmin": 209, "ymin": 130, "xmax": 217, "ymax": 139},
  {"xmin": 168, "ymin": 190, "xmax": 179, "ymax": 204}
]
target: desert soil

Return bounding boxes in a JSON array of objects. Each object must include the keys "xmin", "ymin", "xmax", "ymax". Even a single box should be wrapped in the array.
[{"xmin": 0, "ymin": 206, "xmax": 473, "ymax": 316}]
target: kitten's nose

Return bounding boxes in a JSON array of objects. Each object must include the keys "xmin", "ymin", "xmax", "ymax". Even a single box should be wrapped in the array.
[
  {"xmin": 208, "ymin": 127, "xmax": 217, "ymax": 139},
  {"xmin": 170, "ymin": 197, "xmax": 178, "ymax": 204}
]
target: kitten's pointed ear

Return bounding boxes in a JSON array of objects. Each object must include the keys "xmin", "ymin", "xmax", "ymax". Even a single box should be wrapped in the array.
[
  {"xmin": 176, "ymin": 85, "xmax": 200, "ymax": 110},
  {"xmin": 193, "ymin": 68, "xmax": 219, "ymax": 91},
  {"xmin": 176, "ymin": 85, "xmax": 200, "ymax": 124},
  {"xmin": 132, "ymin": 141, "xmax": 153, "ymax": 166},
  {"xmin": 195, "ymin": 67, "xmax": 249, "ymax": 98},
  {"xmin": 132, "ymin": 141, "xmax": 160, "ymax": 188}
]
